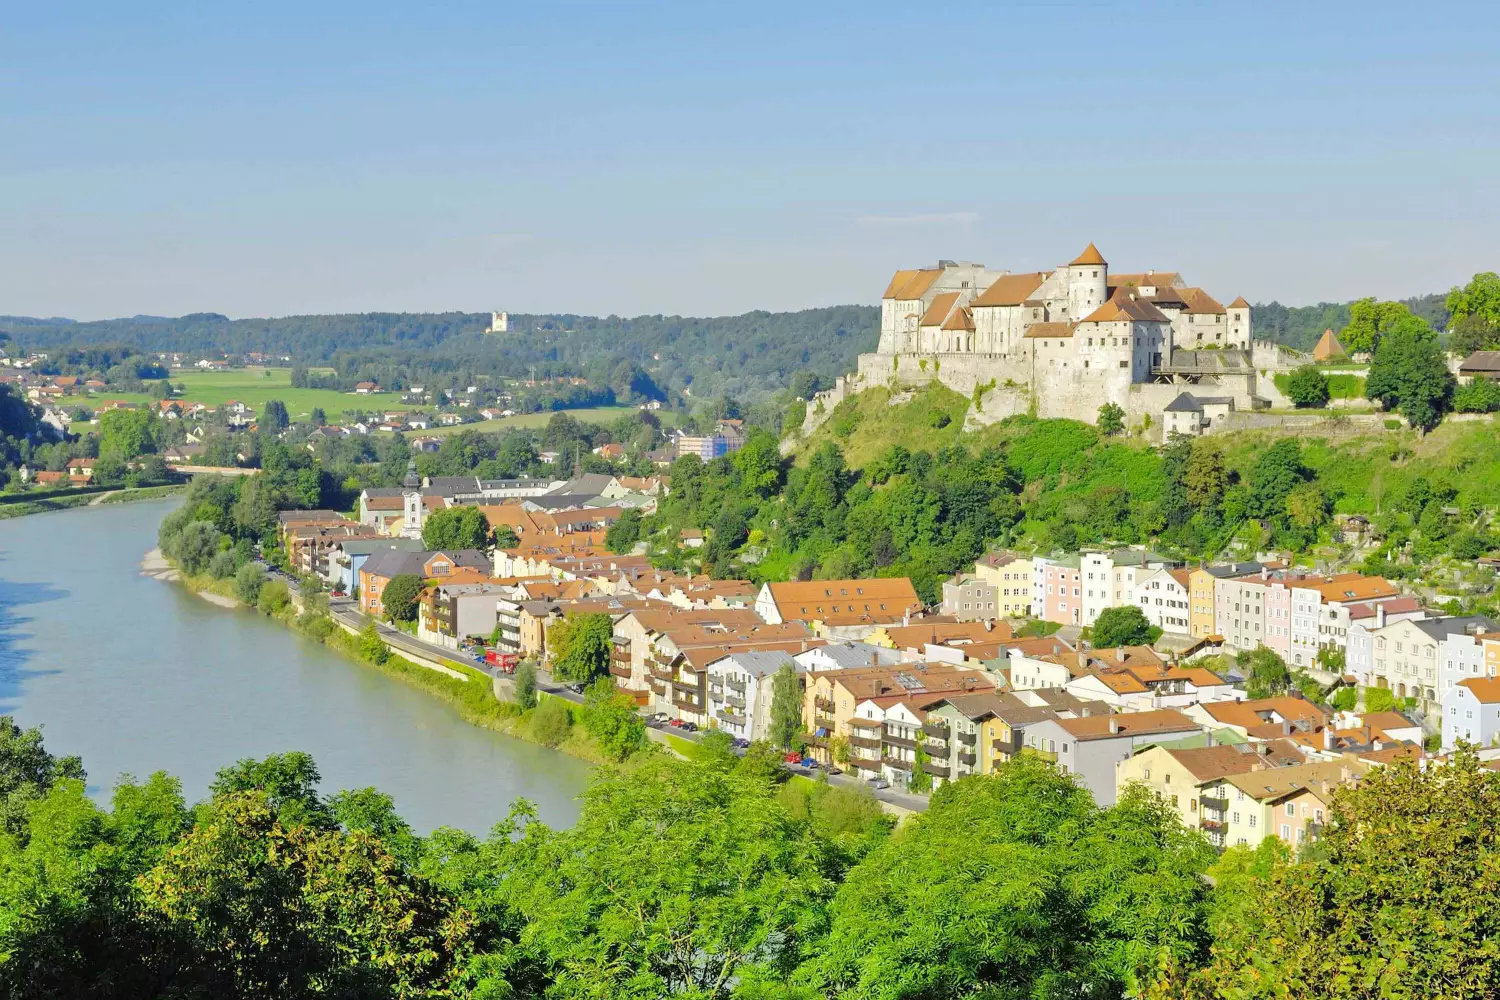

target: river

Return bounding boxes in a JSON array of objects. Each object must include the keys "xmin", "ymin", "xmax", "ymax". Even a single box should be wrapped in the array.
[{"xmin": 0, "ymin": 498, "xmax": 590, "ymax": 833}]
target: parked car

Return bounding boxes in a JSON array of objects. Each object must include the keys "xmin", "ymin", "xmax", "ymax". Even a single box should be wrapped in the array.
[
  {"xmin": 827, "ymin": 766, "xmax": 843, "ymax": 775},
  {"xmin": 783, "ymin": 751, "xmax": 803, "ymax": 763},
  {"xmin": 680, "ymin": 721, "xmax": 699, "ymax": 732},
  {"xmin": 669, "ymin": 719, "xmax": 685, "ymax": 728},
  {"xmin": 870, "ymin": 779, "xmax": 890, "ymax": 790},
  {"xmin": 801, "ymin": 758, "xmax": 818, "ymax": 769},
  {"xmin": 732, "ymin": 738, "xmax": 750, "ymax": 749},
  {"xmin": 649, "ymin": 713, "xmax": 672, "ymax": 727}
]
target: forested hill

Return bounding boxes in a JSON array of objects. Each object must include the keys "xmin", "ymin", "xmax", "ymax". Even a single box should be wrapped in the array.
[
  {"xmin": 0, "ymin": 307, "xmax": 879, "ymax": 403},
  {"xmin": 1251, "ymin": 292, "xmax": 1448, "ymax": 352}
]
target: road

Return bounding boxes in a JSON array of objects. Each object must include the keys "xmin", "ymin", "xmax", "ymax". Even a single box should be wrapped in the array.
[{"xmin": 315, "ymin": 585, "xmax": 927, "ymax": 813}]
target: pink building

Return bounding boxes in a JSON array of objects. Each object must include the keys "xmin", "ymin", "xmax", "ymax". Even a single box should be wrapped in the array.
[
  {"xmin": 1034, "ymin": 556, "xmax": 1083, "ymax": 625},
  {"xmin": 1264, "ymin": 580, "xmax": 1292, "ymax": 659}
]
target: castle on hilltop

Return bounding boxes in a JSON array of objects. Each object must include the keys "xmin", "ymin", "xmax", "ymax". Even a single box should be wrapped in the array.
[{"xmin": 822, "ymin": 243, "xmax": 1303, "ymax": 439}]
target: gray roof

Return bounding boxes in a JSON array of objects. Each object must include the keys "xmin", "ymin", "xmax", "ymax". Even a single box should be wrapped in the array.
[
  {"xmin": 711, "ymin": 649, "xmax": 798, "ymax": 677},
  {"xmin": 1164, "ymin": 392, "xmax": 1203, "ymax": 412},
  {"xmin": 796, "ymin": 641, "xmax": 902, "ymax": 669},
  {"xmin": 549, "ymin": 473, "xmax": 616, "ymax": 496},
  {"xmin": 1204, "ymin": 561, "xmax": 1266, "ymax": 579},
  {"xmin": 1459, "ymin": 351, "xmax": 1500, "ymax": 374},
  {"xmin": 479, "ymin": 478, "xmax": 555, "ymax": 490},
  {"xmin": 361, "ymin": 548, "xmax": 489, "ymax": 578},
  {"xmin": 522, "ymin": 493, "xmax": 600, "ymax": 511},
  {"xmin": 362, "ymin": 488, "xmax": 406, "ymax": 499},
  {"xmin": 335, "ymin": 538, "xmax": 427, "ymax": 557},
  {"xmin": 1411, "ymin": 615, "xmax": 1500, "ymax": 641}
]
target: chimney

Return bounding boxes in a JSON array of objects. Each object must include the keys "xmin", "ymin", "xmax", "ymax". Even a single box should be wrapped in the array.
[
  {"xmin": 1373, "ymin": 738, "xmax": 1384, "ymax": 752},
  {"xmin": 1205, "ymin": 730, "xmax": 1215, "ymax": 748},
  {"xmin": 1323, "ymin": 726, "xmax": 1334, "ymax": 751},
  {"xmin": 1261, "ymin": 567, "xmax": 1269, "ymax": 581},
  {"xmin": 1376, "ymin": 604, "xmax": 1386, "ymax": 629},
  {"xmin": 1281, "ymin": 721, "xmax": 1291, "ymax": 736},
  {"xmin": 1117, "ymin": 647, "xmax": 1126, "ymax": 660},
  {"xmin": 1108, "ymin": 717, "xmax": 1120, "ymax": 734}
]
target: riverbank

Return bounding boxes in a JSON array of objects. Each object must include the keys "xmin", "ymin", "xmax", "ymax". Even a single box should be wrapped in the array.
[
  {"xmin": 153, "ymin": 552, "xmax": 616, "ymax": 766},
  {"xmin": 0, "ymin": 483, "xmax": 184, "ymax": 520}
]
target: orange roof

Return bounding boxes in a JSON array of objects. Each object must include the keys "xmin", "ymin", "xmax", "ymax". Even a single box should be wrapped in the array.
[
  {"xmin": 1177, "ymin": 287, "xmax": 1226, "ymax": 315},
  {"xmin": 1070, "ymin": 242, "xmax": 1107, "ymax": 266},
  {"xmin": 972, "ymin": 271, "xmax": 1047, "ymax": 307},
  {"xmin": 1056, "ymin": 708, "xmax": 1196, "ymax": 740},
  {"xmin": 1109, "ymin": 272, "xmax": 1182, "ymax": 289},
  {"xmin": 1460, "ymin": 677, "xmax": 1500, "ymax": 704},
  {"xmin": 940, "ymin": 305, "xmax": 975, "ymax": 332},
  {"xmin": 1313, "ymin": 328, "xmax": 1347, "ymax": 361},
  {"xmin": 882, "ymin": 269, "xmax": 919, "ymax": 299},
  {"xmin": 1311, "ymin": 575, "xmax": 1398, "ymax": 603},
  {"xmin": 1204, "ymin": 697, "xmax": 1327, "ymax": 731},
  {"xmin": 1023, "ymin": 321, "xmax": 1076, "ymax": 339},
  {"xmin": 1081, "ymin": 289, "xmax": 1170, "ymax": 324},
  {"xmin": 1229, "ymin": 295, "xmax": 1251, "ymax": 309},
  {"xmin": 919, "ymin": 292, "xmax": 962, "ymax": 327},
  {"xmin": 886, "ymin": 269, "xmax": 943, "ymax": 301},
  {"xmin": 882, "ymin": 621, "xmax": 1014, "ymax": 649}
]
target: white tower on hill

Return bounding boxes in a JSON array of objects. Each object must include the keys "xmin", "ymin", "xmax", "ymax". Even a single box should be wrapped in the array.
[{"xmin": 488, "ymin": 311, "xmax": 510, "ymax": 334}]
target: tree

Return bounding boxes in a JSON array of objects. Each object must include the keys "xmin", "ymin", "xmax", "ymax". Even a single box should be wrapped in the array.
[
  {"xmin": 358, "ymin": 622, "xmax": 389, "ymax": 664},
  {"xmin": 1240, "ymin": 647, "xmax": 1290, "ymax": 699},
  {"xmin": 1091, "ymin": 605, "xmax": 1155, "ymax": 648},
  {"xmin": 546, "ymin": 613, "xmax": 614, "ymax": 684},
  {"xmin": 1285, "ymin": 365, "xmax": 1331, "ymax": 407},
  {"xmin": 257, "ymin": 578, "xmax": 290, "ymax": 617},
  {"xmin": 580, "ymin": 677, "xmax": 646, "ymax": 761},
  {"xmin": 1446, "ymin": 271, "xmax": 1500, "ymax": 329},
  {"xmin": 514, "ymin": 660, "xmax": 538, "ymax": 710},
  {"xmin": 98, "ymin": 408, "xmax": 158, "ymax": 459},
  {"xmin": 1339, "ymin": 297, "xmax": 1427, "ymax": 355},
  {"xmin": 492, "ymin": 523, "xmax": 520, "ymax": 549},
  {"xmin": 528, "ymin": 697, "xmax": 573, "ymax": 746},
  {"xmin": 1153, "ymin": 748, "xmax": 1500, "ymax": 998},
  {"xmin": 1097, "ymin": 401, "xmax": 1125, "ymax": 436},
  {"xmin": 501, "ymin": 750, "xmax": 836, "ymax": 999},
  {"xmin": 1453, "ymin": 377, "xmax": 1500, "ymax": 413},
  {"xmin": 605, "ymin": 507, "xmax": 642, "ymax": 553},
  {"xmin": 733, "ymin": 428, "xmax": 786, "ymax": 497},
  {"xmin": 379, "ymin": 573, "xmax": 425, "ymax": 623},
  {"xmin": 0, "ymin": 715, "xmax": 85, "ymax": 834},
  {"xmin": 261, "ymin": 399, "xmax": 290, "ymax": 432},
  {"xmin": 1364, "ymin": 686, "xmax": 1397, "ymax": 713},
  {"xmin": 420, "ymin": 505, "xmax": 490, "ymax": 551},
  {"xmin": 768, "ymin": 663, "xmax": 804, "ymax": 748},
  {"xmin": 169, "ymin": 520, "xmax": 222, "ymax": 576},
  {"xmin": 1365, "ymin": 321, "xmax": 1455, "ymax": 431},
  {"xmin": 209, "ymin": 751, "xmax": 334, "ymax": 829},
  {"xmin": 308, "ymin": 406, "xmax": 326, "ymax": 427},
  {"xmin": 1446, "ymin": 313, "xmax": 1499, "ymax": 358},
  {"xmin": 1247, "ymin": 439, "xmax": 1308, "ymax": 520}
]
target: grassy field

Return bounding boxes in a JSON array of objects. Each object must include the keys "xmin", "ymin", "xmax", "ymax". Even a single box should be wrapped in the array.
[
  {"xmin": 421, "ymin": 405, "xmax": 667, "ymax": 437},
  {"xmin": 87, "ymin": 368, "xmax": 407, "ymax": 420}
]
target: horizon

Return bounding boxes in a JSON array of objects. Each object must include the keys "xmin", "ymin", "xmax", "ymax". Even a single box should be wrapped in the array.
[{"xmin": 4, "ymin": 2, "xmax": 1498, "ymax": 320}]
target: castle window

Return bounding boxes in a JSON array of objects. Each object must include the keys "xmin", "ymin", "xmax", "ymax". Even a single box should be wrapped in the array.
[
  {"xmin": 1119, "ymin": 360, "xmax": 1128, "ymax": 368},
  {"xmin": 1092, "ymin": 270, "xmax": 1098, "ymax": 277}
]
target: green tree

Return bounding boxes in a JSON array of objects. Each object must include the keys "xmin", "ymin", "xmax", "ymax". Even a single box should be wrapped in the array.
[
  {"xmin": 546, "ymin": 612, "xmax": 614, "ymax": 684},
  {"xmin": 513, "ymin": 660, "xmax": 538, "ymax": 710},
  {"xmin": 1239, "ymin": 647, "xmax": 1290, "ymax": 699},
  {"xmin": 604, "ymin": 507, "xmax": 642, "ymax": 553},
  {"xmin": 502, "ymin": 749, "xmax": 835, "ymax": 999},
  {"xmin": 1153, "ymin": 748, "xmax": 1500, "ymax": 999},
  {"xmin": 257, "ymin": 578, "xmax": 290, "ymax": 616},
  {"xmin": 1098, "ymin": 401, "xmax": 1125, "ymax": 435},
  {"xmin": 1285, "ymin": 365, "xmax": 1331, "ymax": 407},
  {"xmin": 733, "ymin": 427, "xmax": 786, "ymax": 497},
  {"xmin": 1365, "ymin": 321, "xmax": 1456, "ymax": 431},
  {"xmin": 580, "ymin": 677, "xmax": 646, "ymax": 761},
  {"xmin": 1091, "ymin": 605, "xmax": 1155, "ymax": 647},
  {"xmin": 1247, "ymin": 439, "xmax": 1308, "ymax": 520},
  {"xmin": 1446, "ymin": 271, "xmax": 1500, "ymax": 329},
  {"xmin": 528, "ymin": 696, "xmax": 573, "ymax": 746},
  {"xmin": 0, "ymin": 715, "xmax": 86, "ymax": 835},
  {"xmin": 1446, "ymin": 313, "xmax": 1500, "ymax": 358},
  {"xmin": 1363, "ymin": 686, "xmax": 1397, "ymax": 713},
  {"xmin": 261, "ymin": 399, "xmax": 290, "ymax": 432},
  {"xmin": 1453, "ymin": 377, "xmax": 1500, "ymax": 413},
  {"xmin": 768, "ymin": 663, "xmax": 804, "ymax": 749},
  {"xmin": 308, "ymin": 406, "xmax": 326, "ymax": 427},
  {"xmin": 209, "ymin": 751, "xmax": 334, "ymax": 829},
  {"xmin": 98, "ymin": 408, "xmax": 158, "ymax": 459},
  {"xmin": 492, "ymin": 523, "xmax": 520, "ymax": 549},
  {"xmin": 1183, "ymin": 439, "xmax": 1227, "ymax": 516},
  {"xmin": 379, "ymin": 573, "xmax": 425, "ymax": 623},
  {"xmin": 358, "ymin": 622, "xmax": 389, "ymax": 664},
  {"xmin": 168, "ymin": 520, "xmax": 222, "ymax": 576},
  {"xmin": 1339, "ymin": 297, "xmax": 1426, "ymax": 355},
  {"xmin": 420, "ymin": 505, "xmax": 490, "ymax": 550}
]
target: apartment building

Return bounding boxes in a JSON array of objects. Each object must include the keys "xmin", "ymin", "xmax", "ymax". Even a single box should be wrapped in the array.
[
  {"xmin": 1214, "ymin": 571, "xmax": 1268, "ymax": 653},
  {"xmin": 972, "ymin": 551, "xmax": 1034, "ymax": 618},
  {"xmin": 1347, "ymin": 615, "xmax": 1498, "ymax": 716},
  {"xmin": 1081, "ymin": 549, "xmax": 1175, "ymax": 627},
  {"xmin": 1441, "ymin": 676, "xmax": 1500, "ymax": 749},
  {"xmin": 1117, "ymin": 740, "xmax": 1304, "ymax": 847},
  {"xmin": 1135, "ymin": 567, "xmax": 1192, "ymax": 634},
  {"xmin": 803, "ymin": 663, "xmax": 992, "ymax": 766},
  {"xmin": 416, "ymin": 580, "xmax": 513, "ymax": 650},
  {"xmin": 609, "ymin": 607, "xmax": 763, "ymax": 694},
  {"xmin": 941, "ymin": 573, "xmax": 998, "ymax": 621},
  {"xmin": 1065, "ymin": 662, "xmax": 1237, "ymax": 712},
  {"xmin": 754, "ymin": 578, "xmax": 923, "ymax": 639},
  {"xmin": 1023, "ymin": 709, "xmax": 1202, "ymax": 805},
  {"xmin": 701, "ymin": 649, "xmax": 800, "ymax": 742},
  {"xmin": 1438, "ymin": 630, "xmax": 1500, "ymax": 703},
  {"xmin": 1213, "ymin": 760, "xmax": 1365, "ymax": 850},
  {"xmin": 1032, "ymin": 555, "xmax": 1082, "ymax": 624},
  {"xmin": 1187, "ymin": 696, "xmax": 1328, "ymax": 741}
]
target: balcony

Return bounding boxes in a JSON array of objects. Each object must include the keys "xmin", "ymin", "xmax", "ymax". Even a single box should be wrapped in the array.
[
  {"xmin": 956, "ymin": 730, "xmax": 977, "ymax": 747},
  {"xmin": 923, "ymin": 721, "xmax": 950, "ymax": 740},
  {"xmin": 716, "ymin": 708, "xmax": 746, "ymax": 728},
  {"xmin": 609, "ymin": 661, "xmax": 633, "ymax": 679},
  {"xmin": 921, "ymin": 761, "xmax": 950, "ymax": 778},
  {"xmin": 724, "ymin": 693, "xmax": 746, "ymax": 710},
  {"xmin": 958, "ymin": 751, "xmax": 977, "ymax": 767},
  {"xmin": 1199, "ymin": 796, "xmax": 1228, "ymax": 813},
  {"xmin": 1199, "ymin": 818, "xmax": 1225, "ymax": 832},
  {"xmin": 923, "ymin": 742, "xmax": 951, "ymax": 761},
  {"xmin": 726, "ymin": 676, "xmax": 747, "ymax": 692},
  {"xmin": 850, "ymin": 756, "xmax": 881, "ymax": 772},
  {"xmin": 814, "ymin": 696, "xmax": 834, "ymax": 712},
  {"xmin": 849, "ymin": 734, "xmax": 882, "ymax": 751},
  {"xmin": 671, "ymin": 694, "xmax": 701, "ymax": 714},
  {"xmin": 884, "ymin": 733, "xmax": 917, "ymax": 751},
  {"xmin": 882, "ymin": 756, "xmax": 913, "ymax": 773}
]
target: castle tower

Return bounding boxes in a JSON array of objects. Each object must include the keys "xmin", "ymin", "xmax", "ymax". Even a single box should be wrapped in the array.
[
  {"xmin": 1227, "ymin": 296, "xmax": 1251, "ymax": 349},
  {"xmin": 1066, "ymin": 243, "xmax": 1108, "ymax": 321},
  {"xmin": 489, "ymin": 311, "xmax": 509, "ymax": 334}
]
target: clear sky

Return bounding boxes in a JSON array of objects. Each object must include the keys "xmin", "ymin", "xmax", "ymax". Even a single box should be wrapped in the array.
[{"xmin": 3, "ymin": 1, "xmax": 1498, "ymax": 320}]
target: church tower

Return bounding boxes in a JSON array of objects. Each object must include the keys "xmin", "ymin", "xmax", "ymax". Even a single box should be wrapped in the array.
[{"xmin": 1066, "ymin": 243, "xmax": 1109, "ymax": 321}]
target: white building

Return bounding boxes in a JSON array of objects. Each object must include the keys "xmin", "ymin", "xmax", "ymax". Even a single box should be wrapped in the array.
[
  {"xmin": 1347, "ymin": 615, "xmax": 1498, "ymax": 720},
  {"xmin": 1442, "ymin": 678, "xmax": 1500, "ymax": 750},
  {"xmin": 702, "ymin": 649, "xmax": 800, "ymax": 742},
  {"xmin": 1136, "ymin": 567, "xmax": 1192, "ymax": 635}
]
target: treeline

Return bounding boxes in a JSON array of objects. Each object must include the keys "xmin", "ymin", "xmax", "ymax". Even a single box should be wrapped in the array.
[
  {"xmin": 2, "ymin": 306, "xmax": 878, "ymax": 405},
  {"xmin": 1250, "ymin": 292, "xmax": 1449, "ymax": 351},
  {"xmin": 0, "ymin": 715, "xmax": 1492, "ymax": 998}
]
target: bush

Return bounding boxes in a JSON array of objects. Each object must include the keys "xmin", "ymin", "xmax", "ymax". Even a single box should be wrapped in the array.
[
  {"xmin": 1331, "ymin": 687, "xmax": 1358, "ymax": 712},
  {"xmin": 514, "ymin": 660, "xmax": 538, "ymax": 710},
  {"xmin": 1364, "ymin": 686, "xmax": 1396, "ymax": 713},
  {"xmin": 170, "ymin": 520, "xmax": 222, "ymax": 576},
  {"xmin": 1286, "ymin": 365, "xmax": 1331, "ymax": 408},
  {"xmin": 234, "ymin": 562, "xmax": 265, "ymax": 605},
  {"xmin": 1453, "ymin": 378, "xmax": 1500, "ymax": 413},
  {"xmin": 581, "ymin": 677, "xmax": 646, "ymax": 761},
  {"xmin": 1384, "ymin": 418, "xmax": 1403, "ymax": 430},
  {"xmin": 380, "ymin": 574, "xmax": 425, "ymax": 623},
  {"xmin": 358, "ymin": 622, "xmax": 389, "ymax": 665},
  {"xmin": 257, "ymin": 579, "xmax": 290, "ymax": 617},
  {"xmin": 529, "ymin": 697, "xmax": 573, "ymax": 747},
  {"xmin": 297, "ymin": 613, "xmax": 336, "ymax": 642},
  {"xmin": 207, "ymin": 550, "xmax": 238, "ymax": 580}
]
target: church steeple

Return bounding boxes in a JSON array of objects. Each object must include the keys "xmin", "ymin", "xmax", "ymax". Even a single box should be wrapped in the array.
[{"xmin": 403, "ymin": 458, "xmax": 420, "ymax": 490}]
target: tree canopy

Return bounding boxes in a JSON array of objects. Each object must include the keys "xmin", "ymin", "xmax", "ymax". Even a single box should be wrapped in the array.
[
  {"xmin": 380, "ymin": 573, "xmax": 426, "ymax": 622},
  {"xmin": 1091, "ymin": 605, "xmax": 1157, "ymax": 648},
  {"xmin": 1365, "ymin": 321, "xmax": 1455, "ymax": 431},
  {"xmin": 546, "ymin": 612, "xmax": 615, "ymax": 684},
  {"xmin": 421, "ymin": 505, "xmax": 491, "ymax": 551}
]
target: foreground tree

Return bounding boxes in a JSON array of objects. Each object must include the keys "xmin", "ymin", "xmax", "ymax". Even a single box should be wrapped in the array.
[
  {"xmin": 1365, "ymin": 322, "xmax": 1455, "ymax": 431},
  {"xmin": 380, "ymin": 572, "xmax": 426, "ymax": 623},
  {"xmin": 1285, "ymin": 364, "xmax": 1331, "ymax": 407},
  {"xmin": 1151, "ymin": 748, "xmax": 1500, "ymax": 999},
  {"xmin": 768, "ymin": 663, "xmax": 804, "ymax": 749}
]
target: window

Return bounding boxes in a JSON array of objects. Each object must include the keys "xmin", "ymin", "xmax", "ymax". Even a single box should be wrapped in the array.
[
  {"xmin": 1281, "ymin": 824, "xmax": 1291, "ymax": 840},
  {"xmin": 1232, "ymin": 811, "xmax": 1241, "ymax": 824},
  {"xmin": 1249, "ymin": 815, "xmax": 1256, "ymax": 828},
  {"xmin": 1285, "ymin": 803, "xmax": 1295, "ymax": 817},
  {"xmin": 1119, "ymin": 360, "xmax": 1128, "ymax": 368}
]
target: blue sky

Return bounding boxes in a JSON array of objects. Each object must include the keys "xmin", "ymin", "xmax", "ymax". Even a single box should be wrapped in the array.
[{"xmin": 3, "ymin": 1, "xmax": 1498, "ymax": 319}]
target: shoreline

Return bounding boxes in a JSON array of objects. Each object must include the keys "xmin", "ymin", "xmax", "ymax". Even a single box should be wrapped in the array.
[
  {"xmin": 1, "ymin": 484, "xmax": 184, "ymax": 521},
  {"xmin": 146, "ymin": 550, "xmax": 614, "ymax": 767}
]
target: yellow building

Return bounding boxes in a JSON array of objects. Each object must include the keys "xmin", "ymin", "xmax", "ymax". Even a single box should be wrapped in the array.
[
  {"xmin": 1188, "ymin": 567, "xmax": 1219, "ymax": 639},
  {"xmin": 974, "ymin": 552, "xmax": 1034, "ymax": 618},
  {"xmin": 1117, "ymin": 740, "xmax": 1303, "ymax": 847},
  {"xmin": 1211, "ymin": 759, "xmax": 1366, "ymax": 850}
]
